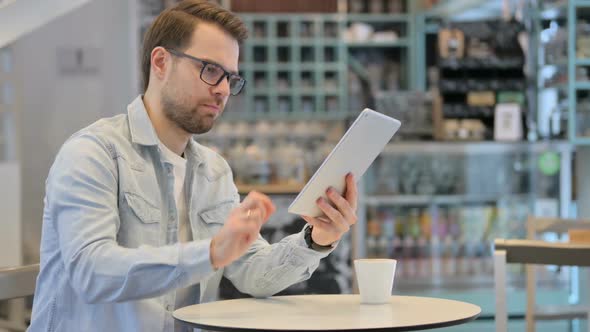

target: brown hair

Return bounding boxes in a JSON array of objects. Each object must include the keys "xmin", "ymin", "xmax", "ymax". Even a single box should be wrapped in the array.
[{"xmin": 140, "ymin": 1, "xmax": 248, "ymax": 92}]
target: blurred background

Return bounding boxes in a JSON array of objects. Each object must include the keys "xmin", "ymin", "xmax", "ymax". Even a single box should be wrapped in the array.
[{"xmin": 2, "ymin": 0, "xmax": 590, "ymax": 331}]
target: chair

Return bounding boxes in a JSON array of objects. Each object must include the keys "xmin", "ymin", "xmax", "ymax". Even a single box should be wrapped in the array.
[
  {"xmin": 0, "ymin": 264, "xmax": 39, "ymax": 331},
  {"xmin": 494, "ymin": 217, "xmax": 590, "ymax": 332}
]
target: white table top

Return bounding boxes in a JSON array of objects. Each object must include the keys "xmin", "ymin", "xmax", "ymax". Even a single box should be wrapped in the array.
[{"xmin": 173, "ymin": 294, "xmax": 481, "ymax": 331}]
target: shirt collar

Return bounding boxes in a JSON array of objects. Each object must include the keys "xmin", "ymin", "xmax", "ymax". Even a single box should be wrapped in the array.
[
  {"xmin": 127, "ymin": 95, "xmax": 159, "ymax": 146},
  {"xmin": 127, "ymin": 95, "xmax": 205, "ymax": 166}
]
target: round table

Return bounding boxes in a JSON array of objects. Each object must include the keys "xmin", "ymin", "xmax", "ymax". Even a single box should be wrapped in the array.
[{"xmin": 173, "ymin": 294, "xmax": 481, "ymax": 331}]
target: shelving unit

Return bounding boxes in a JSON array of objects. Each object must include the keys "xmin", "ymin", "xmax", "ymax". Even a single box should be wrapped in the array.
[
  {"xmin": 350, "ymin": 140, "xmax": 575, "ymax": 332},
  {"xmin": 438, "ymin": 21, "xmax": 526, "ymax": 140},
  {"xmin": 530, "ymin": 0, "xmax": 569, "ymax": 140},
  {"xmin": 220, "ymin": 0, "xmax": 418, "ymax": 118},
  {"xmin": 568, "ymin": 0, "xmax": 590, "ymax": 144},
  {"xmin": 223, "ymin": 14, "xmax": 349, "ymax": 119}
]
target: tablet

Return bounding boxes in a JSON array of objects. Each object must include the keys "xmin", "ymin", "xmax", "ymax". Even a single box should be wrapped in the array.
[{"xmin": 288, "ymin": 109, "xmax": 401, "ymax": 217}]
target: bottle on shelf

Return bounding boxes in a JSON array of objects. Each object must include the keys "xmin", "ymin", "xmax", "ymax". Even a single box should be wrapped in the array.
[
  {"xmin": 416, "ymin": 235, "xmax": 430, "ymax": 278},
  {"xmin": 381, "ymin": 210, "xmax": 396, "ymax": 258},
  {"xmin": 442, "ymin": 234, "xmax": 455, "ymax": 277},
  {"xmin": 457, "ymin": 235, "xmax": 468, "ymax": 276},
  {"xmin": 430, "ymin": 232, "xmax": 442, "ymax": 280},
  {"xmin": 391, "ymin": 234, "xmax": 403, "ymax": 277},
  {"xmin": 366, "ymin": 211, "xmax": 381, "ymax": 258},
  {"xmin": 402, "ymin": 235, "xmax": 416, "ymax": 278}
]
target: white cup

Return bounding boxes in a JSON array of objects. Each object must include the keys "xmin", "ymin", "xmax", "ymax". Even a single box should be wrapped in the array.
[{"xmin": 354, "ymin": 259, "xmax": 396, "ymax": 304}]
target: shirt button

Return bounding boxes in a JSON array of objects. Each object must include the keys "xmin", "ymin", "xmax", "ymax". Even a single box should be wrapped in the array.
[{"xmin": 166, "ymin": 304, "xmax": 173, "ymax": 311}]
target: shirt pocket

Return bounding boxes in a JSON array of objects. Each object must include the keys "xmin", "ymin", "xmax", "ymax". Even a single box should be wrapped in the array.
[
  {"xmin": 118, "ymin": 191, "xmax": 162, "ymax": 247},
  {"xmin": 198, "ymin": 201, "xmax": 234, "ymax": 236}
]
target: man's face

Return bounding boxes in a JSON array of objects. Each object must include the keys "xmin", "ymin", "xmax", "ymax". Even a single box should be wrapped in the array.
[{"xmin": 161, "ymin": 21, "xmax": 239, "ymax": 135}]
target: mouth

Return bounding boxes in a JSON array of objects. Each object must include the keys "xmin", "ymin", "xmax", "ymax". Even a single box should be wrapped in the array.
[{"xmin": 202, "ymin": 104, "xmax": 221, "ymax": 115}]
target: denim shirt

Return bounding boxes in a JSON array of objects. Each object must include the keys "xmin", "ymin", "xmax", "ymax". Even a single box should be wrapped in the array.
[{"xmin": 28, "ymin": 96, "xmax": 333, "ymax": 332}]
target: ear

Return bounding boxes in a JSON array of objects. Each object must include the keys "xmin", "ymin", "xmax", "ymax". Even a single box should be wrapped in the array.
[{"xmin": 150, "ymin": 46, "xmax": 169, "ymax": 82}]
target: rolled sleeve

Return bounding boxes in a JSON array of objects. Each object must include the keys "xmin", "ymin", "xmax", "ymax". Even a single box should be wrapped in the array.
[{"xmin": 223, "ymin": 225, "xmax": 336, "ymax": 298}]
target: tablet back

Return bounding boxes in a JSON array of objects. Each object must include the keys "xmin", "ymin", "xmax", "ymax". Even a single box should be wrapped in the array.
[{"xmin": 288, "ymin": 109, "xmax": 401, "ymax": 217}]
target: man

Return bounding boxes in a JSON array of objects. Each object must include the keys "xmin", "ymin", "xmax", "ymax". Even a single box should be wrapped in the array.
[{"xmin": 28, "ymin": 1, "xmax": 358, "ymax": 331}]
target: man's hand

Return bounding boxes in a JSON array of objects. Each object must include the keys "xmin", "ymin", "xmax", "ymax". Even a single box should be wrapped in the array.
[
  {"xmin": 301, "ymin": 173, "xmax": 358, "ymax": 247},
  {"xmin": 210, "ymin": 191, "xmax": 276, "ymax": 269}
]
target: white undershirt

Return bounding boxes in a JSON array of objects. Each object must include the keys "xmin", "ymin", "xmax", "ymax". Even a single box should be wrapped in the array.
[
  {"xmin": 158, "ymin": 142, "xmax": 196, "ymax": 314},
  {"xmin": 158, "ymin": 142, "xmax": 190, "ymax": 243}
]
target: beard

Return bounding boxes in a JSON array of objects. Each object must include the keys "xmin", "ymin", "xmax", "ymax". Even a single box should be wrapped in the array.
[{"xmin": 160, "ymin": 81, "xmax": 219, "ymax": 135}]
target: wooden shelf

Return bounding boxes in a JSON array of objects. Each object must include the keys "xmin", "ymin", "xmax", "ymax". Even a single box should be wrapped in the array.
[
  {"xmin": 237, "ymin": 183, "xmax": 304, "ymax": 195},
  {"xmin": 346, "ymin": 39, "xmax": 409, "ymax": 48},
  {"xmin": 364, "ymin": 193, "xmax": 529, "ymax": 206},
  {"xmin": 576, "ymin": 58, "xmax": 590, "ymax": 66},
  {"xmin": 346, "ymin": 14, "xmax": 409, "ymax": 23},
  {"xmin": 575, "ymin": 81, "xmax": 590, "ymax": 90}
]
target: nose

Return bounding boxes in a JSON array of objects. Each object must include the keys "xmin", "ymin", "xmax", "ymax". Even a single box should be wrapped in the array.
[{"xmin": 210, "ymin": 75, "xmax": 231, "ymax": 98}]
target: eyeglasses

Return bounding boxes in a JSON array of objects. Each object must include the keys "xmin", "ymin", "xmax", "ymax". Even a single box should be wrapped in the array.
[{"xmin": 167, "ymin": 49, "xmax": 246, "ymax": 96}]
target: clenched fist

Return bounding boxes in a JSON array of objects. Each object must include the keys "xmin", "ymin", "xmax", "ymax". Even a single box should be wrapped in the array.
[{"xmin": 209, "ymin": 191, "xmax": 276, "ymax": 269}]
